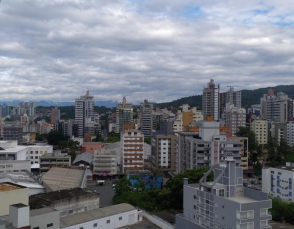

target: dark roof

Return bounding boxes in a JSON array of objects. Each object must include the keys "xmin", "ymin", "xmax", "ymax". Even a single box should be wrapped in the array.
[
  {"xmin": 73, "ymin": 152, "xmax": 93, "ymax": 165},
  {"xmin": 29, "ymin": 188, "xmax": 98, "ymax": 208},
  {"xmin": 275, "ymin": 166, "xmax": 294, "ymax": 171},
  {"xmin": 11, "ymin": 203, "xmax": 28, "ymax": 208}
]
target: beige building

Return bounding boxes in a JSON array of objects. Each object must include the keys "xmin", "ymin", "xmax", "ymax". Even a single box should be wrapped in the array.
[
  {"xmin": 227, "ymin": 136, "xmax": 249, "ymax": 170},
  {"xmin": 224, "ymin": 103, "xmax": 246, "ymax": 136},
  {"xmin": 39, "ymin": 153, "xmax": 71, "ymax": 173},
  {"xmin": 121, "ymin": 129, "xmax": 144, "ymax": 173},
  {"xmin": 202, "ymin": 79, "xmax": 220, "ymax": 121},
  {"xmin": 93, "ymin": 147, "xmax": 117, "ymax": 176},
  {"xmin": 0, "ymin": 182, "xmax": 29, "ymax": 216},
  {"xmin": 251, "ymin": 119, "xmax": 268, "ymax": 144}
]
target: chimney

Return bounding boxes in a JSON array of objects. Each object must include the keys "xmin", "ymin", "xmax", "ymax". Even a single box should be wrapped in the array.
[
  {"xmin": 9, "ymin": 204, "xmax": 30, "ymax": 228},
  {"xmin": 183, "ymin": 178, "xmax": 189, "ymax": 185}
]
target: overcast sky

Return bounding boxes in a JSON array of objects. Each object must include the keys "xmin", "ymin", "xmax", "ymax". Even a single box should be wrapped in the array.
[{"xmin": 1, "ymin": 0, "xmax": 294, "ymax": 103}]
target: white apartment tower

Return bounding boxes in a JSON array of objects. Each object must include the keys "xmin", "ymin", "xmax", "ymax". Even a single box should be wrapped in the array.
[
  {"xmin": 203, "ymin": 79, "xmax": 220, "ymax": 121},
  {"xmin": 75, "ymin": 91, "xmax": 95, "ymax": 138}
]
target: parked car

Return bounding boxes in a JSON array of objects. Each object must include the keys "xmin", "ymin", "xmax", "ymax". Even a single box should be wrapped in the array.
[
  {"xmin": 243, "ymin": 183, "xmax": 249, "ymax": 187},
  {"xmin": 112, "ymin": 184, "xmax": 116, "ymax": 190}
]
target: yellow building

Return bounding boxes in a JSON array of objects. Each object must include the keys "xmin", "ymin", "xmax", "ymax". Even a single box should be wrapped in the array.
[
  {"xmin": 250, "ymin": 119, "xmax": 268, "ymax": 145},
  {"xmin": 228, "ymin": 136, "xmax": 249, "ymax": 170},
  {"xmin": 0, "ymin": 183, "xmax": 29, "ymax": 216},
  {"xmin": 182, "ymin": 111, "xmax": 194, "ymax": 131}
]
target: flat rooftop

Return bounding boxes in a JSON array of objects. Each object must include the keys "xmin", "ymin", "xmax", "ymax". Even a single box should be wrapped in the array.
[
  {"xmin": 0, "ymin": 183, "xmax": 22, "ymax": 192},
  {"xmin": 40, "ymin": 153, "xmax": 70, "ymax": 158},
  {"xmin": 30, "ymin": 207, "xmax": 56, "ymax": 217},
  {"xmin": 0, "ymin": 172, "xmax": 44, "ymax": 189},
  {"xmin": 274, "ymin": 165, "xmax": 294, "ymax": 172},
  {"xmin": 29, "ymin": 188, "xmax": 98, "ymax": 208},
  {"xmin": 0, "ymin": 146, "xmax": 28, "ymax": 153},
  {"xmin": 60, "ymin": 203, "xmax": 135, "ymax": 228}
]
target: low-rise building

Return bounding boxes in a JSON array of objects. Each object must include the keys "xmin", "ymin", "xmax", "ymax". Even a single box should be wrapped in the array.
[
  {"xmin": 0, "ymin": 171, "xmax": 45, "ymax": 195},
  {"xmin": 42, "ymin": 167, "xmax": 87, "ymax": 192},
  {"xmin": 0, "ymin": 204, "xmax": 59, "ymax": 229},
  {"xmin": 0, "ymin": 182, "xmax": 29, "ymax": 216},
  {"xmin": 81, "ymin": 142, "xmax": 106, "ymax": 155},
  {"xmin": 29, "ymin": 188, "xmax": 99, "ymax": 217},
  {"xmin": 40, "ymin": 153, "xmax": 71, "ymax": 173},
  {"xmin": 72, "ymin": 152, "xmax": 93, "ymax": 167},
  {"xmin": 262, "ymin": 162, "xmax": 294, "ymax": 202},
  {"xmin": 93, "ymin": 147, "xmax": 117, "ymax": 179},
  {"xmin": 59, "ymin": 203, "xmax": 142, "ymax": 229},
  {"xmin": 176, "ymin": 159, "xmax": 272, "ymax": 229},
  {"xmin": 0, "ymin": 160, "xmax": 31, "ymax": 172}
]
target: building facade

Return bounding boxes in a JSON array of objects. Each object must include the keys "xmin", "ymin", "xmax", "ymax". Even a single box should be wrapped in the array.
[
  {"xmin": 224, "ymin": 103, "xmax": 246, "ymax": 136},
  {"xmin": 3, "ymin": 126, "xmax": 23, "ymax": 145},
  {"xmin": 250, "ymin": 119, "xmax": 268, "ymax": 145},
  {"xmin": 140, "ymin": 100, "xmax": 153, "ymax": 137},
  {"xmin": 121, "ymin": 129, "xmax": 144, "ymax": 173},
  {"xmin": 177, "ymin": 121, "xmax": 241, "ymax": 173},
  {"xmin": 176, "ymin": 159, "xmax": 272, "ymax": 229},
  {"xmin": 93, "ymin": 147, "xmax": 117, "ymax": 177},
  {"xmin": 51, "ymin": 107, "xmax": 60, "ymax": 123},
  {"xmin": 151, "ymin": 132, "xmax": 177, "ymax": 171},
  {"xmin": 287, "ymin": 121, "xmax": 294, "ymax": 147},
  {"xmin": 203, "ymin": 79, "xmax": 220, "ymax": 121},
  {"xmin": 39, "ymin": 153, "xmax": 71, "ymax": 173},
  {"xmin": 116, "ymin": 97, "xmax": 133, "ymax": 133},
  {"xmin": 262, "ymin": 162, "xmax": 294, "ymax": 202},
  {"xmin": 75, "ymin": 91, "xmax": 95, "ymax": 138},
  {"xmin": 221, "ymin": 87, "xmax": 241, "ymax": 113}
]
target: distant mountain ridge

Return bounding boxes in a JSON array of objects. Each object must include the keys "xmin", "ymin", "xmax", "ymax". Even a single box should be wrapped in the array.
[
  {"xmin": 0, "ymin": 100, "xmax": 117, "ymax": 108},
  {"xmin": 156, "ymin": 84, "xmax": 294, "ymax": 109}
]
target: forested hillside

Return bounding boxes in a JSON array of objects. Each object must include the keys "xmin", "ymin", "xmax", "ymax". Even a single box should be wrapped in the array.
[{"xmin": 156, "ymin": 84, "xmax": 294, "ymax": 109}]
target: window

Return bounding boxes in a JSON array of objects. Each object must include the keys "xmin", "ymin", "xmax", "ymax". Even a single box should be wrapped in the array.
[
  {"xmin": 194, "ymin": 195, "xmax": 197, "ymax": 199},
  {"xmin": 260, "ymin": 220, "xmax": 268, "ymax": 228},
  {"xmin": 33, "ymin": 227, "xmax": 39, "ymax": 229},
  {"xmin": 40, "ymin": 151, "xmax": 43, "ymax": 154},
  {"xmin": 194, "ymin": 205, "xmax": 196, "ymax": 209},
  {"xmin": 107, "ymin": 220, "xmax": 110, "ymax": 224},
  {"xmin": 222, "ymin": 205, "xmax": 224, "ymax": 208},
  {"xmin": 93, "ymin": 223, "xmax": 97, "ymax": 227},
  {"xmin": 260, "ymin": 209, "xmax": 268, "ymax": 217},
  {"xmin": 119, "ymin": 216, "xmax": 122, "ymax": 220},
  {"xmin": 47, "ymin": 224, "xmax": 53, "ymax": 227},
  {"xmin": 69, "ymin": 210, "xmax": 73, "ymax": 214},
  {"xmin": 219, "ymin": 189, "xmax": 224, "ymax": 197},
  {"xmin": 80, "ymin": 227, "xmax": 83, "ymax": 229}
]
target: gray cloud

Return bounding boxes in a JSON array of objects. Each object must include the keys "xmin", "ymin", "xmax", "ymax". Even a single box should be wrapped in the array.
[{"xmin": 1, "ymin": 0, "xmax": 294, "ymax": 104}]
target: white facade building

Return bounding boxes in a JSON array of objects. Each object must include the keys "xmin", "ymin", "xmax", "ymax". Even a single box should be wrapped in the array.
[
  {"xmin": 287, "ymin": 121, "xmax": 294, "ymax": 147},
  {"xmin": 262, "ymin": 162, "xmax": 294, "ymax": 202}
]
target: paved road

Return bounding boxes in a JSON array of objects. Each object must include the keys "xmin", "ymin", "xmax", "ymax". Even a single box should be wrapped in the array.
[{"xmin": 87, "ymin": 185, "xmax": 115, "ymax": 207}]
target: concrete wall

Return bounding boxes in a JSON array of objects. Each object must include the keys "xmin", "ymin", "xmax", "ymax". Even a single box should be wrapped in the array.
[
  {"xmin": 175, "ymin": 214, "xmax": 203, "ymax": 229},
  {"xmin": 0, "ymin": 187, "xmax": 29, "ymax": 216},
  {"xmin": 30, "ymin": 210, "xmax": 60, "ymax": 229},
  {"xmin": 0, "ymin": 161, "xmax": 31, "ymax": 172},
  {"xmin": 62, "ymin": 209, "xmax": 141, "ymax": 229},
  {"xmin": 142, "ymin": 210, "xmax": 175, "ymax": 229},
  {"xmin": 52, "ymin": 193, "xmax": 99, "ymax": 217}
]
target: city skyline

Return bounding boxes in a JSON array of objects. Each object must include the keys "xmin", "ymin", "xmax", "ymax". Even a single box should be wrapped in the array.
[{"xmin": 1, "ymin": 0, "xmax": 294, "ymax": 104}]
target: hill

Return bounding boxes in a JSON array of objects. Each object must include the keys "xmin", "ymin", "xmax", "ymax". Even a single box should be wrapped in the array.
[{"xmin": 156, "ymin": 84, "xmax": 294, "ymax": 109}]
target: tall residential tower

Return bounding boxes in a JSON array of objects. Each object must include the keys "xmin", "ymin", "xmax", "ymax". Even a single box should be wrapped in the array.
[
  {"xmin": 202, "ymin": 79, "xmax": 220, "ymax": 121},
  {"xmin": 116, "ymin": 97, "xmax": 133, "ymax": 133}
]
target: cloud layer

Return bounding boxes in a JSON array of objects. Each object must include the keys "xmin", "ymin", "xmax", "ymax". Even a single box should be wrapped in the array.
[{"xmin": 1, "ymin": 0, "xmax": 294, "ymax": 103}]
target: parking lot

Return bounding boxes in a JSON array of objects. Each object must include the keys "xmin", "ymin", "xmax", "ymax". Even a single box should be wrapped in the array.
[
  {"xmin": 243, "ymin": 178, "xmax": 262, "ymax": 190},
  {"xmin": 87, "ymin": 185, "xmax": 115, "ymax": 207}
]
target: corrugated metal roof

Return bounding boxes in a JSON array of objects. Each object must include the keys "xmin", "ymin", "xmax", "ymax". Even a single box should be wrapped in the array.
[
  {"xmin": 42, "ymin": 167, "xmax": 86, "ymax": 191},
  {"xmin": 60, "ymin": 203, "xmax": 136, "ymax": 228},
  {"xmin": 73, "ymin": 152, "xmax": 93, "ymax": 165}
]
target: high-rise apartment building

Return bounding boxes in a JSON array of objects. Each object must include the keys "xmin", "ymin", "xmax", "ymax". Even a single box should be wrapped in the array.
[
  {"xmin": 250, "ymin": 119, "xmax": 268, "ymax": 144},
  {"xmin": 116, "ymin": 97, "xmax": 133, "ymax": 133},
  {"xmin": 140, "ymin": 100, "xmax": 153, "ymax": 137},
  {"xmin": 50, "ymin": 107, "xmax": 60, "ymax": 123},
  {"xmin": 224, "ymin": 103, "xmax": 246, "ymax": 136},
  {"xmin": 176, "ymin": 121, "xmax": 241, "ymax": 173},
  {"xmin": 151, "ymin": 124, "xmax": 177, "ymax": 171},
  {"xmin": 1, "ymin": 104, "xmax": 10, "ymax": 118},
  {"xmin": 221, "ymin": 87, "xmax": 241, "ymax": 113},
  {"xmin": 176, "ymin": 159, "xmax": 272, "ymax": 229},
  {"xmin": 3, "ymin": 127, "xmax": 24, "ymax": 145},
  {"xmin": 203, "ymin": 79, "xmax": 220, "ymax": 121},
  {"xmin": 121, "ymin": 129, "xmax": 144, "ymax": 173},
  {"xmin": 75, "ymin": 91, "xmax": 94, "ymax": 138}
]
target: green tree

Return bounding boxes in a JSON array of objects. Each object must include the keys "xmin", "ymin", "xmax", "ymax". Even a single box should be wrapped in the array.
[
  {"xmin": 236, "ymin": 127, "xmax": 258, "ymax": 152},
  {"xmin": 58, "ymin": 140, "xmax": 68, "ymax": 149},
  {"xmin": 144, "ymin": 137, "xmax": 151, "ymax": 144},
  {"xmin": 92, "ymin": 133, "xmax": 104, "ymax": 142},
  {"xmin": 46, "ymin": 131, "xmax": 69, "ymax": 145},
  {"xmin": 5, "ymin": 117, "xmax": 14, "ymax": 121},
  {"xmin": 114, "ymin": 176, "xmax": 132, "ymax": 196}
]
